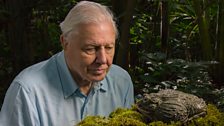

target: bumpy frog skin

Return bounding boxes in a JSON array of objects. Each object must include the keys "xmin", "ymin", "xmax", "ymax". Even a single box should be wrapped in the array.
[{"xmin": 136, "ymin": 89, "xmax": 207, "ymax": 123}]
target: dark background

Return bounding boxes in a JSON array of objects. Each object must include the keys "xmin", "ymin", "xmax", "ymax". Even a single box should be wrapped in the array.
[{"xmin": 1, "ymin": 0, "xmax": 224, "ymax": 109}]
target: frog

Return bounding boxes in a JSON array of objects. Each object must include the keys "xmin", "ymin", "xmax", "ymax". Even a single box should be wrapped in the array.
[{"xmin": 136, "ymin": 89, "xmax": 207, "ymax": 123}]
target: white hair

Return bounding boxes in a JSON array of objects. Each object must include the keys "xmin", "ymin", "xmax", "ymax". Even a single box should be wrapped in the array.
[{"xmin": 59, "ymin": 1, "xmax": 118, "ymax": 38}]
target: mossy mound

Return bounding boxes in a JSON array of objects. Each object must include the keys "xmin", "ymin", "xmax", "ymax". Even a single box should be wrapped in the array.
[
  {"xmin": 78, "ymin": 107, "xmax": 146, "ymax": 126},
  {"xmin": 109, "ymin": 107, "xmax": 145, "ymax": 121},
  {"xmin": 147, "ymin": 104, "xmax": 224, "ymax": 126},
  {"xmin": 77, "ymin": 116, "xmax": 109, "ymax": 126},
  {"xmin": 77, "ymin": 104, "xmax": 224, "ymax": 126},
  {"xmin": 108, "ymin": 108, "xmax": 146, "ymax": 126}
]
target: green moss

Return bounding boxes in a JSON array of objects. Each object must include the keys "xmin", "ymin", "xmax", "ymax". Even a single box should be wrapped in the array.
[
  {"xmin": 108, "ymin": 107, "xmax": 146, "ymax": 126},
  {"xmin": 109, "ymin": 107, "xmax": 145, "ymax": 122},
  {"xmin": 109, "ymin": 108, "xmax": 129, "ymax": 118},
  {"xmin": 147, "ymin": 121, "xmax": 182, "ymax": 126},
  {"xmin": 77, "ymin": 104, "xmax": 224, "ymax": 126},
  {"xmin": 147, "ymin": 104, "xmax": 224, "ymax": 126},
  {"xmin": 184, "ymin": 104, "xmax": 224, "ymax": 126},
  {"xmin": 77, "ymin": 116, "xmax": 109, "ymax": 126},
  {"xmin": 77, "ymin": 108, "xmax": 146, "ymax": 126},
  {"xmin": 108, "ymin": 116, "xmax": 147, "ymax": 126}
]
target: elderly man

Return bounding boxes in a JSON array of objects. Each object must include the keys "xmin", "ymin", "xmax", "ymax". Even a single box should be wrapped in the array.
[{"xmin": 0, "ymin": 1, "xmax": 134, "ymax": 126}]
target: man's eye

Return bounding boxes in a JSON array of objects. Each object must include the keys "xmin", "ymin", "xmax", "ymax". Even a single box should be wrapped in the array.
[
  {"xmin": 105, "ymin": 46, "xmax": 114, "ymax": 53},
  {"xmin": 84, "ymin": 48, "xmax": 96, "ymax": 54},
  {"xmin": 105, "ymin": 46, "xmax": 113, "ymax": 49}
]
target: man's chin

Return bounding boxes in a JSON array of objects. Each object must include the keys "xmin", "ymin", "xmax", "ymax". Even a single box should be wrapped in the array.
[{"xmin": 89, "ymin": 74, "xmax": 106, "ymax": 82}]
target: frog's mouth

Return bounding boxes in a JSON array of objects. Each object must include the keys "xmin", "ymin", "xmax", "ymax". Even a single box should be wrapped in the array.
[{"xmin": 136, "ymin": 105, "xmax": 153, "ymax": 120}]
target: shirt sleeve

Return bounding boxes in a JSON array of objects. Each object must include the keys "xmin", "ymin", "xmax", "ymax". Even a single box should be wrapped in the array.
[
  {"xmin": 0, "ymin": 81, "xmax": 40, "ymax": 126},
  {"xmin": 124, "ymin": 74, "xmax": 135, "ymax": 108}
]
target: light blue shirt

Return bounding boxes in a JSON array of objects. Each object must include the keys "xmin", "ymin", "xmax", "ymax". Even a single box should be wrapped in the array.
[{"xmin": 0, "ymin": 51, "xmax": 134, "ymax": 126}]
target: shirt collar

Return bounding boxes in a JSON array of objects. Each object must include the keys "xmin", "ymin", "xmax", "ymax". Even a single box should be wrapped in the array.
[
  {"xmin": 99, "ymin": 78, "xmax": 108, "ymax": 92},
  {"xmin": 56, "ymin": 51, "xmax": 79, "ymax": 98},
  {"xmin": 56, "ymin": 51, "xmax": 109, "ymax": 98}
]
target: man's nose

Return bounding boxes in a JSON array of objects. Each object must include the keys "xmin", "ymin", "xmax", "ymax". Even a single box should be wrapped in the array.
[{"xmin": 95, "ymin": 48, "xmax": 107, "ymax": 64}]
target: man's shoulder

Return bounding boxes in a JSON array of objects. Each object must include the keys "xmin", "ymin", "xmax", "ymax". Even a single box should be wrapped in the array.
[
  {"xmin": 109, "ymin": 64, "xmax": 129, "ymax": 74},
  {"xmin": 107, "ymin": 64, "xmax": 131, "ymax": 80},
  {"xmin": 104, "ymin": 64, "xmax": 133, "ymax": 98},
  {"xmin": 13, "ymin": 54, "xmax": 58, "ymax": 88}
]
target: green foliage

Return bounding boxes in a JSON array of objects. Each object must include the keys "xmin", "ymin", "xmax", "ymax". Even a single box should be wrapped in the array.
[
  {"xmin": 109, "ymin": 116, "xmax": 146, "ymax": 126},
  {"xmin": 128, "ymin": 1, "xmax": 223, "ymax": 109},
  {"xmin": 146, "ymin": 104, "xmax": 224, "ymax": 125},
  {"xmin": 134, "ymin": 52, "xmax": 212, "ymax": 90},
  {"xmin": 78, "ymin": 107, "xmax": 146, "ymax": 126},
  {"xmin": 30, "ymin": 0, "xmax": 75, "ymax": 59},
  {"xmin": 109, "ymin": 108, "xmax": 145, "ymax": 122},
  {"xmin": 169, "ymin": 1, "xmax": 200, "ymax": 60},
  {"xmin": 78, "ymin": 104, "xmax": 224, "ymax": 126},
  {"xmin": 184, "ymin": 104, "xmax": 224, "ymax": 126},
  {"xmin": 130, "ymin": 1, "xmax": 161, "ymax": 52},
  {"xmin": 131, "ymin": 52, "xmax": 224, "ymax": 110},
  {"xmin": 78, "ymin": 116, "xmax": 109, "ymax": 126},
  {"xmin": 108, "ymin": 107, "xmax": 146, "ymax": 126}
]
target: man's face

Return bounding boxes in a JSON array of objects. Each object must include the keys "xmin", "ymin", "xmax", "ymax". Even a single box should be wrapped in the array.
[{"xmin": 62, "ymin": 21, "xmax": 116, "ymax": 83}]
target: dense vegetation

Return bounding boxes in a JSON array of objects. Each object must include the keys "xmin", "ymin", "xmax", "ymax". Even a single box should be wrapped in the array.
[
  {"xmin": 1, "ymin": 0, "xmax": 224, "ymax": 113},
  {"xmin": 78, "ymin": 104, "xmax": 224, "ymax": 126}
]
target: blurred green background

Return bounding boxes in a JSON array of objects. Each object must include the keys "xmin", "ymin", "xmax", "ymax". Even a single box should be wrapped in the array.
[{"xmin": 1, "ymin": 0, "xmax": 224, "ymax": 110}]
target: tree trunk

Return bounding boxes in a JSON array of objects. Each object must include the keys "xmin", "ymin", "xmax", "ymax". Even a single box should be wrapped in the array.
[
  {"xmin": 213, "ymin": 0, "xmax": 224, "ymax": 86},
  {"xmin": 160, "ymin": 1, "xmax": 169, "ymax": 55},
  {"xmin": 5, "ymin": 0, "xmax": 34, "ymax": 75},
  {"xmin": 112, "ymin": 0, "xmax": 136, "ymax": 70},
  {"xmin": 192, "ymin": 0, "xmax": 212, "ymax": 60},
  {"xmin": 218, "ymin": 0, "xmax": 224, "ymax": 64}
]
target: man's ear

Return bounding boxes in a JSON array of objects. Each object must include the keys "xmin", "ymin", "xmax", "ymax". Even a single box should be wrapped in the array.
[{"xmin": 60, "ymin": 35, "xmax": 68, "ymax": 49}]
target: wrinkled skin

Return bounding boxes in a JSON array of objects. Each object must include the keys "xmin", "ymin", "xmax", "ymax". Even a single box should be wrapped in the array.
[
  {"xmin": 136, "ymin": 89, "xmax": 207, "ymax": 123},
  {"xmin": 60, "ymin": 21, "xmax": 116, "ymax": 94}
]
